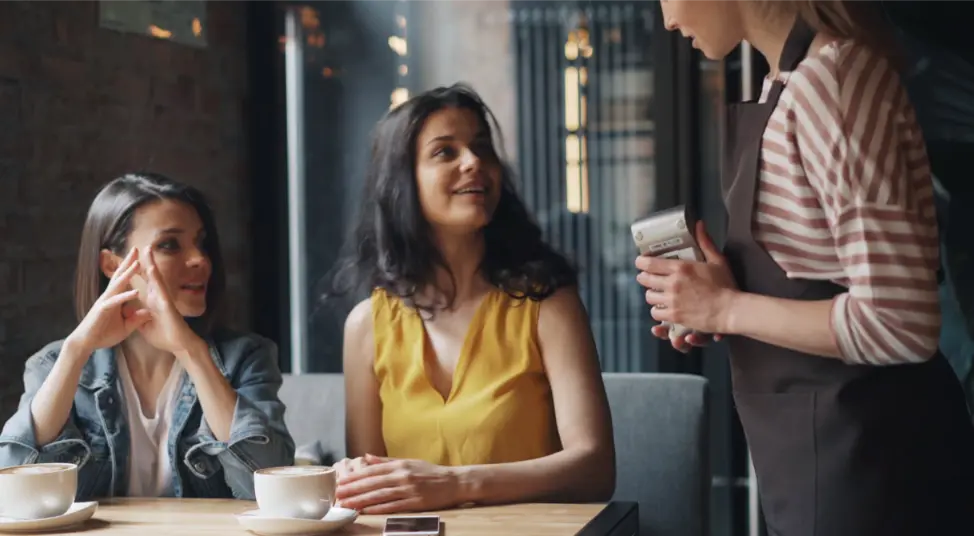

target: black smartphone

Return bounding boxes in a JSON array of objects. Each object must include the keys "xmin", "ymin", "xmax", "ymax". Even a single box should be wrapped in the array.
[{"xmin": 382, "ymin": 515, "xmax": 441, "ymax": 536}]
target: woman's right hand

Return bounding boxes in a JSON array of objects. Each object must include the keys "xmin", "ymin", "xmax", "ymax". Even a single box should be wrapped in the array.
[{"xmin": 65, "ymin": 247, "xmax": 152, "ymax": 357}]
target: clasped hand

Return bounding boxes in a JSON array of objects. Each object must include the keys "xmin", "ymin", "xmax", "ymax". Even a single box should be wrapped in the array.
[
  {"xmin": 334, "ymin": 454, "xmax": 461, "ymax": 514},
  {"xmin": 68, "ymin": 247, "xmax": 202, "ymax": 357},
  {"xmin": 634, "ymin": 221, "xmax": 738, "ymax": 352}
]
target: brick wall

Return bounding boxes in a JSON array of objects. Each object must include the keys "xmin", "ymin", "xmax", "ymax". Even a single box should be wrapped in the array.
[{"xmin": 0, "ymin": 1, "xmax": 253, "ymax": 418}]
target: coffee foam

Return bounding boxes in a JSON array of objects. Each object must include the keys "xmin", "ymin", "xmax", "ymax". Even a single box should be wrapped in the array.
[
  {"xmin": 0, "ymin": 464, "xmax": 71, "ymax": 475},
  {"xmin": 259, "ymin": 466, "xmax": 332, "ymax": 476}
]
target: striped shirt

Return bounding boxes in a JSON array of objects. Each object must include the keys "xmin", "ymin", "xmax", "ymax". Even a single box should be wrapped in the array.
[{"xmin": 756, "ymin": 40, "xmax": 940, "ymax": 365}]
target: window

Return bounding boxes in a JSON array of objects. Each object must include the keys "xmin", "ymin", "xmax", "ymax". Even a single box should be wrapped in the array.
[{"xmin": 255, "ymin": 0, "xmax": 665, "ymax": 374}]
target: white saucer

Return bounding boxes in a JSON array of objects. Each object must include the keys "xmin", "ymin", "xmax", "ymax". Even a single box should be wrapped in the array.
[
  {"xmin": 236, "ymin": 507, "xmax": 359, "ymax": 535},
  {"xmin": 0, "ymin": 502, "xmax": 98, "ymax": 533}
]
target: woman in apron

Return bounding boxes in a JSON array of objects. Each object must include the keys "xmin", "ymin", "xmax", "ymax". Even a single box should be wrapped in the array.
[{"xmin": 635, "ymin": 2, "xmax": 974, "ymax": 535}]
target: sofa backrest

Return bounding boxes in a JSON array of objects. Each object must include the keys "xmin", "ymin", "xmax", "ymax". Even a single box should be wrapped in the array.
[{"xmin": 279, "ymin": 372, "xmax": 709, "ymax": 536}]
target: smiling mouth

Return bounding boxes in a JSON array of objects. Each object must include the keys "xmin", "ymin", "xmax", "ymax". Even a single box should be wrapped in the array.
[{"xmin": 453, "ymin": 187, "xmax": 487, "ymax": 195}]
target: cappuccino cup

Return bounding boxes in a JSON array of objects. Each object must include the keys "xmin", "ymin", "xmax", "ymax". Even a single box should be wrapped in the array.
[
  {"xmin": 0, "ymin": 463, "xmax": 78, "ymax": 520},
  {"xmin": 254, "ymin": 466, "xmax": 336, "ymax": 520}
]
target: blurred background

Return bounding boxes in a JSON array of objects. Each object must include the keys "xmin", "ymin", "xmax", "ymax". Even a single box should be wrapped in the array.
[{"xmin": 0, "ymin": 2, "xmax": 968, "ymax": 536}]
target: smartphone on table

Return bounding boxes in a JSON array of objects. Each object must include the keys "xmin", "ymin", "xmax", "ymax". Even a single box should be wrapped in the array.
[{"xmin": 383, "ymin": 515, "xmax": 441, "ymax": 536}]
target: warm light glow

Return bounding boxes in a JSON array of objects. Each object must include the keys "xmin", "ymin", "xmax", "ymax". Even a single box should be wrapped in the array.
[
  {"xmin": 564, "ymin": 67, "xmax": 579, "ymax": 132},
  {"xmin": 565, "ymin": 28, "xmax": 594, "ymax": 60},
  {"xmin": 191, "ymin": 18, "xmax": 202, "ymax": 37},
  {"xmin": 396, "ymin": 15, "xmax": 407, "ymax": 28},
  {"xmin": 148, "ymin": 25, "xmax": 172, "ymax": 39},
  {"xmin": 565, "ymin": 41, "xmax": 578, "ymax": 60},
  {"xmin": 390, "ymin": 88, "xmax": 409, "ymax": 109},
  {"xmin": 578, "ymin": 28, "xmax": 593, "ymax": 58},
  {"xmin": 564, "ymin": 51, "xmax": 590, "ymax": 213},
  {"xmin": 301, "ymin": 6, "xmax": 320, "ymax": 30},
  {"xmin": 567, "ymin": 164, "xmax": 582, "ymax": 213},
  {"xmin": 307, "ymin": 33, "xmax": 325, "ymax": 48},
  {"xmin": 322, "ymin": 67, "xmax": 334, "ymax": 78},
  {"xmin": 566, "ymin": 135, "xmax": 582, "ymax": 213},
  {"xmin": 566, "ymin": 134, "xmax": 581, "ymax": 161},
  {"xmin": 399, "ymin": 64, "xmax": 408, "ymax": 76},
  {"xmin": 580, "ymin": 135, "xmax": 589, "ymax": 213},
  {"xmin": 388, "ymin": 36, "xmax": 408, "ymax": 56},
  {"xmin": 565, "ymin": 135, "xmax": 590, "ymax": 214}
]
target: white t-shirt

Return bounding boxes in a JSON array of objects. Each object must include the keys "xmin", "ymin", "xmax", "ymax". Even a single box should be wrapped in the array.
[{"xmin": 116, "ymin": 352, "xmax": 184, "ymax": 497}]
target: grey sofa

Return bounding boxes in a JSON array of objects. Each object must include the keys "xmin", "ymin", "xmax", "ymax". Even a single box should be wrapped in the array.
[{"xmin": 279, "ymin": 372, "xmax": 708, "ymax": 536}]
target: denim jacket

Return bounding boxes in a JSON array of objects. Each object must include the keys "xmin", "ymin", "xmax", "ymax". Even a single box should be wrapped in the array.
[{"xmin": 0, "ymin": 328, "xmax": 295, "ymax": 500}]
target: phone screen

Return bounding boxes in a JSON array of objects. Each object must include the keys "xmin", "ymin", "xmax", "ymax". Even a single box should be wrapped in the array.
[{"xmin": 384, "ymin": 516, "xmax": 440, "ymax": 534}]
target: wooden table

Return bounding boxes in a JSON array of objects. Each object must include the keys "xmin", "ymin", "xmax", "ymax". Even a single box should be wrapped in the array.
[{"xmin": 54, "ymin": 498, "xmax": 638, "ymax": 536}]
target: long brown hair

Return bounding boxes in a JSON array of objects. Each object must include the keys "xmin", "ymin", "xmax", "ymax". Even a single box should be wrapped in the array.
[
  {"xmin": 74, "ymin": 172, "xmax": 226, "ymax": 334},
  {"xmin": 759, "ymin": 1, "xmax": 900, "ymax": 65}
]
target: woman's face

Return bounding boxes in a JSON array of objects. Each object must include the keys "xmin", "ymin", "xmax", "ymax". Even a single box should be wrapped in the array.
[
  {"xmin": 103, "ymin": 199, "xmax": 212, "ymax": 317},
  {"xmin": 413, "ymin": 106, "xmax": 503, "ymax": 234},
  {"xmin": 660, "ymin": 0, "xmax": 745, "ymax": 61}
]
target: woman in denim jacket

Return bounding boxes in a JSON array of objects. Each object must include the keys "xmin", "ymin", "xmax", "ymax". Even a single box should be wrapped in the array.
[{"xmin": 0, "ymin": 173, "xmax": 295, "ymax": 500}]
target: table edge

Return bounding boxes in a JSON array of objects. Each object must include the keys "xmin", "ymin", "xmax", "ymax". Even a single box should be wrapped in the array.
[{"xmin": 575, "ymin": 501, "xmax": 638, "ymax": 536}]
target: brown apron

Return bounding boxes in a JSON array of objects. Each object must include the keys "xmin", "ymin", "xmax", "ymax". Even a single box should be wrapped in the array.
[{"xmin": 722, "ymin": 17, "xmax": 974, "ymax": 536}]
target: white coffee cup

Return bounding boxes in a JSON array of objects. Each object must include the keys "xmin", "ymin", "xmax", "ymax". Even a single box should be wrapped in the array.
[
  {"xmin": 254, "ymin": 466, "xmax": 337, "ymax": 520},
  {"xmin": 0, "ymin": 462, "xmax": 78, "ymax": 520}
]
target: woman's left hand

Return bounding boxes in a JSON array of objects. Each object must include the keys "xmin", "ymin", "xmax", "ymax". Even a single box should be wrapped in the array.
[
  {"xmin": 137, "ymin": 251, "xmax": 203, "ymax": 356},
  {"xmin": 335, "ymin": 454, "xmax": 461, "ymax": 514},
  {"xmin": 635, "ymin": 221, "xmax": 739, "ymax": 336}
]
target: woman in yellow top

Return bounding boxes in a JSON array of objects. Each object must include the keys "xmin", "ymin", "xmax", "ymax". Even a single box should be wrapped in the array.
[{"xmin": 327, "ymin": 84, "xmax": 615, "ymax": 514}]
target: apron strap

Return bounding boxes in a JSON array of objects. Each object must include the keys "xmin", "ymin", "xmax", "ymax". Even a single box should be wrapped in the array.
[
  {"xmin": 764, "ymin": 17, "xmax": 818, "ymax": 105},
  {"xmin": 779, "ymin": 16, "xmax": 817, "ymax": 72}
]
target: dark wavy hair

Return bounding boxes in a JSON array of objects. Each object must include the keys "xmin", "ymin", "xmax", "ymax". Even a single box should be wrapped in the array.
[{"xmin": 328, "ymin": 83, "xmax": 577, "ymax": 313}]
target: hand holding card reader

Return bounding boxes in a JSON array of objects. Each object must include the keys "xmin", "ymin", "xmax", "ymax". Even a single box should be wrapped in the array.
[
  {"xmin": 630, "ymin": 204, "xmax": 704, "ymax": 343},
  {"xmin": 383, "ymin": 515, "xmax": 441, "ymax": 536}
]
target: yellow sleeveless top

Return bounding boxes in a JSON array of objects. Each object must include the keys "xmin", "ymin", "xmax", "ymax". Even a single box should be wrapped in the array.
[{"xmin": 371, "ymin": 288, "xmax": 560, "ymax": 466}]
